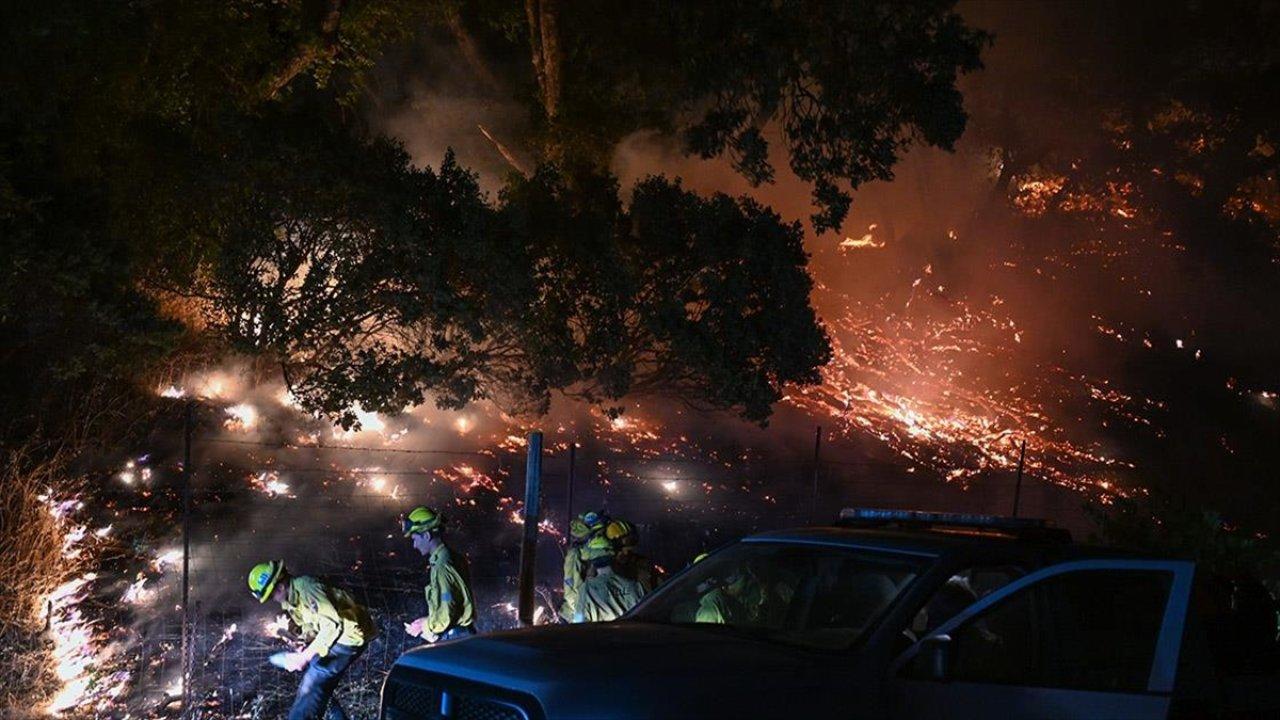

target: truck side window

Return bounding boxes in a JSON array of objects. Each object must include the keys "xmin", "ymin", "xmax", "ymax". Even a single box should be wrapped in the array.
[
  {"xmin": 946, "ymin": 570, "xmax": 1174, "ymax": 693},
  {"xmin": 909, "ymin": 565, "xmax": 1021, "ymax": 638}
]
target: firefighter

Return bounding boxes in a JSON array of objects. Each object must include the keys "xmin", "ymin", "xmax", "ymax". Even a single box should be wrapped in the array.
[
  {"xmin": 401, "ymin": 506, "xmax": 477, "ymax": 642},
  {"xmin": 606, "ymin": 519, "xmax": 661, "ymax": 592},
  {"xmin": 560, "ymin": 510, "xmax": 609, "ymax": 621},
  {"xmin": 248, "ymin": 560, "xmax": 375, "ymax": 720},
  {"xmin": 695, "ymin": 563, "xmax": 752, "ymax": 625},
  {"xmin": 572, "ymin": 535, "xmax": 646, "ymax": 623}
]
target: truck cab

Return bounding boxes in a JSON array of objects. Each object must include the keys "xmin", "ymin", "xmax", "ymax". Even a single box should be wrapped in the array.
[{"xmin": 381, "ymin": 509, "xmax": 1279, "ymax": 719}]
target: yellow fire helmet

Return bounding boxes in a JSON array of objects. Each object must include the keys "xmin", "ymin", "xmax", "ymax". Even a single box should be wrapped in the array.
[
  {"xmin": 402, "ymin": 506, "xmax": 444, "ymax": 536},
  {"xmin": 569, "ymin": 517, "xmax": 591, "ymax": 540},
  {"xmin": 248, "ymin": 560, "xmax": 285, "ymax": 603},
  {"xmin": 571, "ymin": 510, "xmax": 608, "ymax": 541},
  {"xmin": 605, "ymin": 519, "xmax": 637, "ymax": 547},
  {"xmin": 581, "ymin": 535, "xmax": 616, "ymax": 563}
]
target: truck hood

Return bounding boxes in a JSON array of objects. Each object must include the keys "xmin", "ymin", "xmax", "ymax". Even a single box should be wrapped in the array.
[{"xmin": 393, "ymin": 622, "xmax": 860, "ymax": 719}]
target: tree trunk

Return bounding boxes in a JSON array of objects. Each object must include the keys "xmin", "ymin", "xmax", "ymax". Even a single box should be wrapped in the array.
[
  {"xmin": 445, "ymin": 9, "xmax": 503, "ymax": 96},
  {"xmin": 524, "ymin": 0, "xmax": 562, "ymax": 121}
]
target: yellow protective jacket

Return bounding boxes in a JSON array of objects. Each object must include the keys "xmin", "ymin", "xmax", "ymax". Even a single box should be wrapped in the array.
[
  {"xmin": 616, "ymin": 549, "xmax": 660, "ymax": 593},
  {"xmin": 695, "ymin": 587, "xmax": 747, "ymax": 625},
  {"xmin": 572, "ymin": 568, "xmax": 645, "ymax": 623},
  {"xmin": 560, "ymin": 544, "xmax": 589, "ymax": 621},
  {"xmin": 424, "ymin": 544, "xmax": 475, "ymax": 635},
  {"xmin": 283, "ymin": 576, "xmax": 375, "ymax": 658}
]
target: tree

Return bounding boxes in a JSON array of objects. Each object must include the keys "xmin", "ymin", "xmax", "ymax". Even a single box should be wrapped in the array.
[
  {"xmin": 145, "ymin": 108, "xmax": 828, "ymax": 426},
  {"xmin": 2, "ymin": 0, "xmax": 984, "ymax": 435},
  {"xmin": 427, "ymin": 1, "xmax": 990, "ymax": 231},
  {"xmin": 0, "ymin": 0, "xmax": 435, "ymax": 444}
]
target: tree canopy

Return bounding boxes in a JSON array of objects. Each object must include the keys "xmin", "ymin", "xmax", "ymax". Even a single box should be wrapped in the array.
[
  {"xmin": 450, "ymin": 0, "xmax": 989, "ymax": 232},
  {"xmin": 131, "ymin": 108, "xmax": 827, "ymax": 426},
  {"xmin": 1, "ymin": 0, "xmax": 990, "ymax": 440}
]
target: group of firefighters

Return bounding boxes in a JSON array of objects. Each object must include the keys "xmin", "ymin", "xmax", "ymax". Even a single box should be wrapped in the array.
[{"xmin": 245, "ymin": 506, "xmax": 659, "ymax": 720}]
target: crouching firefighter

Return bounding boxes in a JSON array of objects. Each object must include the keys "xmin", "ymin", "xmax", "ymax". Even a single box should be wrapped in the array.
[
  {"xmin": 248, "ymin": 560, "xmax": 375, "ymax": 720},
  {"xmin": 401, "ymin": 506, "xmax": 477, "ymax": 642}
]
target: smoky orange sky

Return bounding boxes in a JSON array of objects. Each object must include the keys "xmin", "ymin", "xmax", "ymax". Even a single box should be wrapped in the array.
[{"xmin": 372, "ymin": 1, "xmax": 1280, "ymax": 529}]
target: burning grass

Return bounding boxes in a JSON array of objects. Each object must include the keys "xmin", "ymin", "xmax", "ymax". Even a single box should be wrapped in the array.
[{"xmin": 0, "ymin": 446, "xmax": 84, "ymax": 716}]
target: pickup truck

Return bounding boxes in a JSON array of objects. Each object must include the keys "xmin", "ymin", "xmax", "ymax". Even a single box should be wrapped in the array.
[{"xmin": 380, "ymin": 509, "xmax": 1279, "ymax": 719}]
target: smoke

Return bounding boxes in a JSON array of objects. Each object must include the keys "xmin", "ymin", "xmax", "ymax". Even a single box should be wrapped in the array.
[
  {"xmin": 371, "ymin": 34, "xmax": 532, "ymax": 194},
  {"xmin": 602, "ymin": 0, "xmax": 1280, "ymax": 519},
  {"xmin": 40, "ymin": 6, "xmax": 1280, "ymax": 717}
]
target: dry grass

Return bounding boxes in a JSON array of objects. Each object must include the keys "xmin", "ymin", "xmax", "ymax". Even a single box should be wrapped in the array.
[
  {"xmin": 0, "ymin": 445, "xmax": 83, "ymax": 715},
  {"xmin": 0, "ymin": 628, "xmax": 58, "ymax": 718}
]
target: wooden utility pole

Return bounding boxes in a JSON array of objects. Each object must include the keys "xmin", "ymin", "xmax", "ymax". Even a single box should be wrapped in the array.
[
  {"xmin": 517, "ymin": 432, "xmax": 544, "ymax": 626},
  {"xmin": 1012, "ymin": 439, "xmax": 1027, "ymax": 517},
  {"xmin": 811, "ymin": 426, "xmax": 823, "ymax": 521}
]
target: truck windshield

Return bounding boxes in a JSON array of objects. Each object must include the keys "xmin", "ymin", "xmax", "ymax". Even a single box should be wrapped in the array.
[{"xmin": 629, "ymin": 541, "xmax": 928, "ymax": 650}]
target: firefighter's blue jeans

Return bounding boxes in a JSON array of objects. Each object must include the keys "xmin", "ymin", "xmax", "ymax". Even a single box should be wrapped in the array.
[{"xmin": 287, "ymin": 643, "xmax": 362, "ymax": 720}]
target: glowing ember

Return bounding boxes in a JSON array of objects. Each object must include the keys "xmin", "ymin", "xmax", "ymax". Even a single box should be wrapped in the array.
[
  {"xmin": 223, "ymin": 402, "xmax": 258, "ymax": 431},
  {"xmin": 839, "ymin": 224, "xmax": 885, "ymax": 251},
  {"xmin": 788, "ymin": 282, "xmax": 1141, "ymax": 495},
  {"xmin": 116, "ymin": 459, "xmax": 152, "ymax": 486},
  {"xmin": 249, "ymin": 470, "xmax": 292, "ymax": 497},
  {"xmin": 434, "ymin": 463, "xmax": 500, "ymax": 494},
  {"xmin": 506, "ymin": 509, "xmax": 563, "ymax": 540}
]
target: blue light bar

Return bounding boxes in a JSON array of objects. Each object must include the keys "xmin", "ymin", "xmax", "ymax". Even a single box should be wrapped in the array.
[{"xmin": 838, "ymin": 507, "xmax": 1050, "ymax": 530}]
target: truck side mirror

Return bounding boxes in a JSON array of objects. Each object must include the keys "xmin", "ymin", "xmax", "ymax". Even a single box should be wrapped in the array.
[{"xmin": 915, "ymin": 634, "xmax": 954, "ymax": 682}]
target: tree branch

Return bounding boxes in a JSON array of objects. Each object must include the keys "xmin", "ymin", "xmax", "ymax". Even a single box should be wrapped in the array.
[{"xmin": 261, "ymin": 0, "xmax": 347, "ymax": 102}]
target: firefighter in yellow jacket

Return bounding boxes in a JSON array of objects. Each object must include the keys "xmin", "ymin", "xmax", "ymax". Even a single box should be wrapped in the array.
[
  {"xmin": 572, "ymin": 536, "xmax": 646, "ymax": 623},
  {"xmin": 248, "ymin": 560, "xmax": 375, "ymax": 720},
  {"xmin": 401, "ymin": 506, "xmax": 476, "ymax": 642},
  {"xmin": 606, "ymin": 519, "xmax": 662, "ymax": 592},
  {"xmin": 560, "ymin": 510, "xmax": 608, "ymax": 621}
]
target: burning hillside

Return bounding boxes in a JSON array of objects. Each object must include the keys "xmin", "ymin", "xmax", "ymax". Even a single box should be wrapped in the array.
[{"xmin": 7, "ymin": 1, "xmax": 1280, "ymax": 718}]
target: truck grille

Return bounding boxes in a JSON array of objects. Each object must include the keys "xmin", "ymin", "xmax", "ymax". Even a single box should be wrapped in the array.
[
  {"xmin": 388, "ymin": 682, "xmax": 443, "ymax": 716},
  {"xmin": 453, "ymin": 695, "xmax": 525, "ymax": 720},
  {"xmin": 385, "ymin": 677, "xmax": 530, "ymax": 720}
]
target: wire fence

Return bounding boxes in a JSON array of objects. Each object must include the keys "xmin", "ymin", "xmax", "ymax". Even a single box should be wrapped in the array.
[{"xmin": 119, "ymin": 419, "xmax": 1088, "ymax": 719}]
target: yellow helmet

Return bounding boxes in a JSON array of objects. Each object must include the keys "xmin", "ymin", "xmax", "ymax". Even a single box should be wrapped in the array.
[
  {"xmin": 402, "ymin": 506, "xmax": 443, "ymax": 536},
  {"xmin": 570, "ymin": 510, "xmax": 608, "ymax": 541},
  {"xmin": 605, "ymin": 519, "xmax": 637, "ymax": 547},
  {"xmin": 248, "ymin": 560, "xmax": 285, "ymax": 603},
  {"xmin": 581, "ymin": 535, "xmax": 616, "ymax": 563}
]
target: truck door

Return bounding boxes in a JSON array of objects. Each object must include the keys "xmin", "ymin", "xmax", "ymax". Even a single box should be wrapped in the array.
[{"xmin": 887, "ymin": 559, "xmax": 1195, "ymax": 720}]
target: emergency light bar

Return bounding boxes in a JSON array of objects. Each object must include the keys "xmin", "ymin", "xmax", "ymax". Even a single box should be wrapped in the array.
[{"xmin": 836, "ymin": 507, "xmax": 1071, "ymax": 542}]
